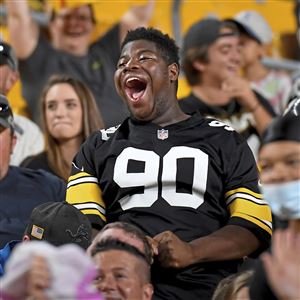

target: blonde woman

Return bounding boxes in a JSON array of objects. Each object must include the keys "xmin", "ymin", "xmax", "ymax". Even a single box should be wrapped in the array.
[{"xmin": 21, "ymin": 74, "xmax": 104, "ymax": 181}]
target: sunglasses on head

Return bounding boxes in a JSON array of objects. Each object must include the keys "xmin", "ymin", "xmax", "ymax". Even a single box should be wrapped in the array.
[{"xmin": 0, "ymin": 102, "xmax": 10, "ymax": 115}]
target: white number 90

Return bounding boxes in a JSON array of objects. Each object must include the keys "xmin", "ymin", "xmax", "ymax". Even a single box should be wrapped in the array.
[{"xmin": 113, "ymin": 146, "xmax": 208, "ymax": 210}]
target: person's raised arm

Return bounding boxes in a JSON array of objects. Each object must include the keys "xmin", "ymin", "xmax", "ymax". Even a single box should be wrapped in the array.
[
  {"xmin": 5, "ymin": 0, "xmax": 39, "ymax": 59},
  {"xmin": 119, "ymin": 0, "xmax": 155, "ymax": 44}
]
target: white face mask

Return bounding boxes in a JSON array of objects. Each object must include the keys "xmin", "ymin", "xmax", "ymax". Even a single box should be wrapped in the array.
[{"xmin": 261, "ymin": 180, "xmax": 300, "ymax": 220}]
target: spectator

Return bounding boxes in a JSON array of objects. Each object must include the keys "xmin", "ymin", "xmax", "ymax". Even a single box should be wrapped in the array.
[
  {"xmin": 91, "ymin": 239, "xmax": 153, "ymax": 300},
  {"xmin": 0, "ymin": 94, "xmax": 66, "ymax": 248},
  {"xmin": 249, "ymin": 98, "xmax": 300, "ymax": 300},
  {"xmin": 212, "ymin": 270, "xmax": 253, "ymax": 300},
  {"xmin": 87, "ymin": 221, "xmax": 154, "ymax": 265},
  {"xmin": 0, "ymin": 201, "xmax": 92, "ymax": 276},
  {"xmin": 179, "ymin": 18, "xmax": 275, "ymax": 157},
  {"xmin": 21, "ymin": 74, "xmax": 103, "ymax": 182},
  {"xmin": 0, "ymin": 41, "xmax": 44, "ymax": 166},
  {"xmin": 227, "ymin": 10, "xmax": 292, "ymax": 115},
  {"xmin": 5, "ymin": 0, "xmax": 154, "ymax": 127},
  {"xmin": 0, "ymin": 242, "xmax": 102, "ymax": 300},
  {"xmin": 66, "ymin": 27, "xmax": 272, "ymax": 299}
]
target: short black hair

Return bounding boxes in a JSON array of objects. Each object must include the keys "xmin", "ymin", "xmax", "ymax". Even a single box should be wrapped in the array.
[
  {"xmin": 121, "ymin": 27, "xmax": 179, "ymax": 66},
  {"xmin": 91, "ymin": 238, "xmax": 149, "ymax": 265},
  {"xmin": 98, "ymin": 221, "xmax": 153, "ymax": 265}
]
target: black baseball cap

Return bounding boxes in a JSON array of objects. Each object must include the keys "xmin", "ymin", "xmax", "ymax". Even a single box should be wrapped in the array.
[
  {"xmin": 0, "ymin": 41, "xmax": 18, "ymax": 71},
  {"xmin": 0, "ymin": 94, "xmax": 22, "ymax": 134},
  {"xmin": 261, "ymin": 98, "xmax": 300, "ymax": 146},
  {"xmin": 182, "ymin": 18, "xmax": 239, "ymax": 55},
  {"xmin": 25, "ymin": 202, "xmax": 92, "ymax": 250}
]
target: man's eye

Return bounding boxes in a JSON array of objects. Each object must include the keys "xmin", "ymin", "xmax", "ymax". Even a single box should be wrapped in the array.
[
  {"xmin": 259, "ymin": 163, "xmax": 272, "ymax": 172},
  {"xmin": 140, "ymin": 57, "xmax": 151, "ymax": 61},
  {"xmin": 118, "ymin": 62, "xmax": 126, "ymax": 68},
  {"xmin": 93, "ymin": 275, "xmax": 103, "ymax": 283},
  {"xmin": 220, "ymin": 49, "xmax": 230, "ymax": 55},
  {"xmin": 286, "ymin": 159, "xmax": 300, "ymax": 167},
  {"xmin": 115, "ymin": 273, "xmax": 126, "ymax": 279}
]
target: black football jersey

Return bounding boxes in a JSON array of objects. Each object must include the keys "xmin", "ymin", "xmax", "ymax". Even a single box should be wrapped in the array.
[{"xmin": 66, "ymin": 112, "xmax": 272, "ymax": 299}]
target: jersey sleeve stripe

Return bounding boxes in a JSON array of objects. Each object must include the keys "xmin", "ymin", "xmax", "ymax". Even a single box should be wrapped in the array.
[
  {"xmin": 67, "ymin": 176, "xmax": 98, "ymax": 188},
  {"xmin": 66, "ymin": 183, "xmax": 105, "ymax": 208},
  {"xmin": 225, "ymin": 187, "xmax": 263, "ymax": 199},
  {"xmin": 79, "ymin": 208, "xmax": 106, "ymax": 222},
  {"xmin": 231, "ymin": 212, "xmax": 272, "ymax": 235},
  {"xmin": 74, "ymin": 203, "xmax": 106, "ymax": 215},
  {"xmin": 226, "ymin": 193, "xmax": 268, "ymax": 206},
  {"xmin": 69, "ymin": 171, "xmax": 94, "ymax": 181},
  {"xmin": 228, "ymin": 198, "xmax": 272, "ymax": 224},
  {"xmin": 66, "ymin": 175, "xmax": 106, "ymax": 223}
]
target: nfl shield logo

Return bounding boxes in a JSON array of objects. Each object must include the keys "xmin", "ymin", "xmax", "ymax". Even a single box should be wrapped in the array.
[{"xmin": 157, "ymin": 129, "xmax": 169, "ymax": 140}]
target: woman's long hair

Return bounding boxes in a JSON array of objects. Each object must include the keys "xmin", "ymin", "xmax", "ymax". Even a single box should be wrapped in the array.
[{"xmin": 40, "ymin": 74, "xmax": 104, "ymax": 181}]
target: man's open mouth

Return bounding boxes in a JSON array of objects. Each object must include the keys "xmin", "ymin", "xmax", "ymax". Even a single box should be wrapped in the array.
[{"xmin": 125, "ymin": 77, "xmax": 147, "ymax": 102}]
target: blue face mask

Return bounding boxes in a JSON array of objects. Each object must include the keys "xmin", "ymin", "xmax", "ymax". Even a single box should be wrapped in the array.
[{"xmin": 261, "ymin": 180, "xmax": 300, "ymax": 220}]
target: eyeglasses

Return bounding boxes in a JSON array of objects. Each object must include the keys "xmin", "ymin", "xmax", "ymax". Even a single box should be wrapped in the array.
[{"xmin": 56, "ymin": 13, "xmax": 93, "ymax": 23}]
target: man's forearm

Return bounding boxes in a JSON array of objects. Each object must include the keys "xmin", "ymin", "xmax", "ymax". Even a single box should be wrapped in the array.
[{"xmin": 189, "ymin": 225, "xmax": 260, "ymax": 264}]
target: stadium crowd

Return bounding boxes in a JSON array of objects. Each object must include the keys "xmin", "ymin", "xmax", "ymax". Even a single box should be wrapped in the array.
[{"xmin": 0, "ymin": 1, "xmax": 299, "ymax": 299}]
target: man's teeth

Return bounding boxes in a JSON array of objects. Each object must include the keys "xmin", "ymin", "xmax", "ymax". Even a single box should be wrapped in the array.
[{"xmin": 126, "ymin": 77, "xmax": 140, "ymax": 84}]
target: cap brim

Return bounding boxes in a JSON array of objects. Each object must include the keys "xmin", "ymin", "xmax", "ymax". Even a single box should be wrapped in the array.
[
  {"xmin": 0, "ymin": 118, "xmax": 23, "ymax": 134},
  {"xmin": 0, "ymin": 119, "xmax": 10, "ymax": 130},
  {"xmin": 225, "ymin": 19, "xmax": 261, "ymax": 43},
  {"xmin": 13, "ymin": 122, "xmax": 24, "ymax": 135}
]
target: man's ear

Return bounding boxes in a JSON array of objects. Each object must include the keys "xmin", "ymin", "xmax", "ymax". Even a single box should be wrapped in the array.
[
  {"xmin": 168, "ymin": 63, "xmax": 179, "ymax": 82},
  {"xmin": 23, "ymin": 235, "xmax": 30, "ymax": 242},
  {"xmin": 143, "ymin": 283, "xmax": 154, "ymax": 300},
  {"xmin": 192, "ymin": 60, "xmax": 206, "ymax": 72}
]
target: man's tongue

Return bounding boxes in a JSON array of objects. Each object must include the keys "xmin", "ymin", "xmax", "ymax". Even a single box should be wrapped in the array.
[{"xmin": 132, "ymin": 90, "xmax": 144, "ymax": 101}]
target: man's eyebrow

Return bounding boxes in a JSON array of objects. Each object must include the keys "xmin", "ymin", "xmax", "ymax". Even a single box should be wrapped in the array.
[
  {"xmin": 120, "ymin": 49, "xmax": 155, "ymax": 58},
  {"xmin": 111, "ymin": 266, "xmax": 129, "ymax": 272}
]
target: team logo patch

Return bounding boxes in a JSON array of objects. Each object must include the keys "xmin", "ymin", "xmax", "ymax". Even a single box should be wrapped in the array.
[
  {"xmin": 31, "ymin": 225, "xmax": 44, "ymax": 239},
  {"xmin": 157, "ymin": 129, "xmax": 169, "ymax": 140}
]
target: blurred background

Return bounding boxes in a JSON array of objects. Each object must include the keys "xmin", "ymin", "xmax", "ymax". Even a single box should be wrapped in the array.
[{"xmin": 0, "ymin": 0, "xmax": 299, "ymax": 113}]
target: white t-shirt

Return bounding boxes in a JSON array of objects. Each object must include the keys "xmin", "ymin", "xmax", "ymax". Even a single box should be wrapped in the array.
[
  {"xmin": 251, "ymin": 69, "xmax": 292, "ymax": 115},
  {"xmin": 10, "ymin": 114, "xmax": 44, "ymax": 166}
]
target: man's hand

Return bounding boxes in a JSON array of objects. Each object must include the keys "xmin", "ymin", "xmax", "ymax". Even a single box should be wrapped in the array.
[
  {"xmin": 222, "ymin": 76, "xmax": 259, "ymax": 111},
  {"xmin": 153, "ymin": 231, "xmax": 195, "ymax": 268},
  {"xmin": 121, "ymin": 0, "xmax": 155, "ymax": 29},
  {"xmin": 26, "ymin": 256, "xmax": 50, "ymax": 300},
  {"xmin": 261, "ymin": 228, "xmax": 300, "ymax": 300},
  {"xmin": 120, "ymin": 0, "xmax": 154, "ymax": 43}
]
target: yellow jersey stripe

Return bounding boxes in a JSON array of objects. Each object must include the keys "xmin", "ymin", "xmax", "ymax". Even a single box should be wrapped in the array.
[
  {"xmin": 66, "ymin": 182, "xmax": 105, "ymax": 211},
  {"xmin": 225, "ymin": 187, "xmax": 262, "ymax": 199},
  {"xmin": 228, "ymin": 198, "xmax": 272, "ymax": 224},
  {"xmin": 80, "ymin": 208, "xmax": 106, "ymax": 222},
  {"xmin": 68, "ymin": 171, "xmax": 93, "ymax": 181},
  {"xmin": 226, "ymin": 193, "xmax": 268, "ymax": 206},
  {"xmin": 232, "ymin": 212, "xmax": 272, "ymax": 235}
]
